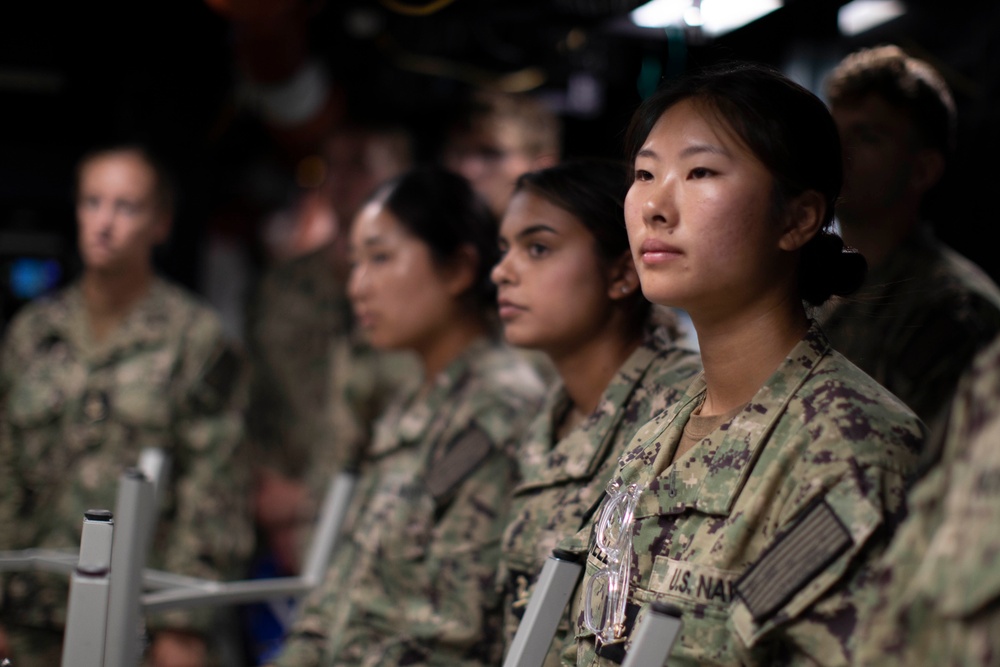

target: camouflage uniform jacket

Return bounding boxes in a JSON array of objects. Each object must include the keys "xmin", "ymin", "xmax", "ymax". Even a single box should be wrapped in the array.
[
  {"xmin": 274, "ymin": 337, "xmax": 545, "ymax": 667},
  {"xmin": 499, "ymin": 320, "xmax": 702, "ymax": 665},
  {"xmin": 564, "ymin": 323, "xmax": 924, "ymax": 666},
  {"xmin": 0, "ymin": 277, "xmax": 254, "ymax": 633},
  {"xmin": 816, "ymin": 225, "xmax": 1000, "ymax": 469},
  {"xmin": 855, "ymin": 334, "xmax": 1000, "ymax": 666},
  {"xmin": 245, "ymin": 243, "xmax": 418, "ymax": 488}
]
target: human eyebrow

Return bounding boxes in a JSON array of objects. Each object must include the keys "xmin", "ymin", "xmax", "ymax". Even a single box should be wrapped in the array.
[
  {"xmin": 114, "ymin": 197, "xmax": 144, "ymax": 211},
  {"xmin": 516, "ymin": 224, "xmax": 559, "ymax": 240},
  {"xmin": 361, "ymin": 235, "xmax": 387, "ymax": 248},
  {"xmin": 679, "ymin": 143, "xmax": 730, "ymax": 159}
]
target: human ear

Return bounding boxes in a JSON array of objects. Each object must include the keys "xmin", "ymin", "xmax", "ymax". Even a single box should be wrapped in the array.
[
  {"xmin": 152, "ymin": 210, "xmax": 173, "ymax": 245},
  {"xmin": 912, "ymin": 148, "xmax": 945, "ymax": 194},
  {"xmin": 443, "ymin": 244, "xmax": 479, "ymax": 297},
  {"xmin": 606, "ymin": 250, "xmax": 640, "ymax": 300},
  {"xmin": 778, "ymin": 190, "xmax": 826, "ymax": 252}
]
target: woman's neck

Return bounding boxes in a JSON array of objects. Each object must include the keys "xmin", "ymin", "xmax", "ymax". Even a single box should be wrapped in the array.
[
  {"xmin": 81, "ymin": 267, "xmax": 154, "ymax": 344},
  {"xmin": 416, "ymin": 313, "xmax": 492, "ymax": 388},
  {"xmin": 550, "ymin": 325, "xmax": 643, "ymax": 418},
  {"xmin": 693, "ymin": 300, "xmax": 808, "ymax": 416}
]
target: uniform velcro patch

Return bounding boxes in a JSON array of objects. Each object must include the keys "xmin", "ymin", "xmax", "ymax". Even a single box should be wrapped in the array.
[
  {"xmin": 735, "ymin": 499, "xmax": 852, "ymax": 623},
  {"xmin": 194, "ymin": 344, "xmax": 241, "ymax": 410},
  {"xmin": 425, "ymin": 425, "xmax": 493, "ymax": 502}
]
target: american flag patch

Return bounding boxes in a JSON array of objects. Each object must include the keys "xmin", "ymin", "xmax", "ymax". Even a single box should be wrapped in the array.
[
  {"xmin": 735, "ymin": 499, "xmax": 853, "ymax": 622},
  {"xmin": 425, "ymin": 425, "xmax": 493, "ymax": 501}
]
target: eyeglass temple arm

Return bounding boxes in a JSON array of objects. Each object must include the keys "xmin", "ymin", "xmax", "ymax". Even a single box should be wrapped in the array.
[
  {"xmin": 502, "ymin": 548, "xmax": 584, "ymax": 667},
  {"xmin": 621, "ymin": 601, "xmax": 683, "ymax": 667}
]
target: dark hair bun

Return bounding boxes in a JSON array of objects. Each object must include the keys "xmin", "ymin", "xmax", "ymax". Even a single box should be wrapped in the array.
[{"xmin": 799, "ymin": 232, "xmax": 868, "ymax": 305}]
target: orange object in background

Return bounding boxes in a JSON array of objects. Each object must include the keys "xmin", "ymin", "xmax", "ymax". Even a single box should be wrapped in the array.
[{"xmin": 205, "ymin": 0, "xmax": 345, "ymax": 162}]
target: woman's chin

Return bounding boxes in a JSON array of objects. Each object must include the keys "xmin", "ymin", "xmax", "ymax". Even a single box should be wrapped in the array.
[{"xmin": 501, "ymin": 328, "xmax": 542, "ymax": 351}]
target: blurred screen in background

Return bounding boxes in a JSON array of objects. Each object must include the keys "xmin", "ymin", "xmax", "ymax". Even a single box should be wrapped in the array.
[{"xmin": 0, "ymin": 226, "xmax": 76, "ymax": 337}]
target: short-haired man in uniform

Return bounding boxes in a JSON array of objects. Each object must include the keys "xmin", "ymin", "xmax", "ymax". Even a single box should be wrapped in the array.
[
  {"xmin": 442, "ymin": 90, "xmax": 562, "ymax": 219},
  {"xmin": 818, "ymin": 45, "xmax": 1000, "ymax": 470}
]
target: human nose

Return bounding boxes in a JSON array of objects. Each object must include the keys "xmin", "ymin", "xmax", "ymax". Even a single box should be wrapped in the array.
[
  {"xmin": 347, "ymin": 262, "xmax": 367, "ymax": 302},
  {"xmin": 448, "ymin": 151, "xmax": 488, "ymax": 183},
  {"xmin": 490, "ymin": 250, "xmax": 515, "ymax": 286},
  {"xmin": 80, "ymin": 202, "xmax": 115, "ymax": 237},
  {"xmin": 639, "ymin": 179, "xmax": 676, "ymax": 230}
]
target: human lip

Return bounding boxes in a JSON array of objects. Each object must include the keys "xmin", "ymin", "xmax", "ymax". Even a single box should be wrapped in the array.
[
  {"xmin": 496, "ymin": 297, "xmax": 526, "ymax": 321},
  {"xmin": 84, "ymin": 240, "xmax": 114, "ymax": 258},
  {"xmin": 639, "ymin": 238, "xmax": 683, "ymax": 264},
  {"xmin": 87, "ymin": 233, "xmax": 113, "ymax": 249},
  {"xmin": 354, "ymin": 308, "xmax": 377, "ymax": 329}
]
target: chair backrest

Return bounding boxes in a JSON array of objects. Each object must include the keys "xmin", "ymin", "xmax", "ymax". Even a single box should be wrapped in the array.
[{"xmin": 502, "ymin": 548, "xmax": 584, "ymax": 667}]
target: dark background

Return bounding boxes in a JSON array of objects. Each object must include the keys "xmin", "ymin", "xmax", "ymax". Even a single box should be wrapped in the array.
[{"xmin": 2, "ymin": 0, "xmax": 999, "ymax": 331}]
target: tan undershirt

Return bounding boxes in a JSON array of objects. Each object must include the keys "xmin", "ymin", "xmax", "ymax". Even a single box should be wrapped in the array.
[{"xmin": 672, "ymin": 400, "xmax": 747, "ymax": 465}]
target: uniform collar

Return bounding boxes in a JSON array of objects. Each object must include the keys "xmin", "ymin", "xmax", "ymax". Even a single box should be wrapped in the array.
[
  {"xmin": 518, "ymin": 323, "xmax": 678, "ymax": 488},
  {"xmin": 43, "ymin": 278, "xmax": 176, "ymax": 365},
  {"xmin": 368, "ymin": 337, "xmax": 493, "ymax": 457},
  {"xmin": 617, "ymin": 322, "xmax": 832, "ymax": 518}
]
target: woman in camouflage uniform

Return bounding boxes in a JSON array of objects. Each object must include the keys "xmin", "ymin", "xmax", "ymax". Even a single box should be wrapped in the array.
[
  {"xmin": 272, "ymin": 165, "xmax": 545, "ymax": 666},
  {"xmin": 491, "ymin": 159, "xmax": 702, "ymax": 665},
  {"xmin": 565, "ymin": 63, "xmax": 926, "ymax": 666},
  {"xmin": 0, "ymin": 143, "xmax": 253, "ymax": 667}
]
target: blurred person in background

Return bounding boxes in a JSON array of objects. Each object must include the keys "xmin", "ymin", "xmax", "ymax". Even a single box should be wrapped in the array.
[
  {"xmin": 818, "ymin": 44, "xmax": 1000, "ymax": 471},
  {"xmin": 442, "ymin": 89, "xmax": 562, "ymax": 221},
  {"xmin": 271, "ymin": 165, "xmax": 545, "ymax": 666},
  {"xmin": 240, "ymin": 120, "xmax": 418, "ymax": 663},
  {"xmin": 0, "ymin": 141, "xmax": 254, "ymax": 667}
]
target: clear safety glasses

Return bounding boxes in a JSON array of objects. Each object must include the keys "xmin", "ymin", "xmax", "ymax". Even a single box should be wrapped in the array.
[{"xmin": 584, "ymin": 480, "xmax": 642, "ymax": 644}]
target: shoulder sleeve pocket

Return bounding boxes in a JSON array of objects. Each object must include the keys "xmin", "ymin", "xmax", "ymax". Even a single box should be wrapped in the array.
[
  {"xmin": 424, "ymin": 424, "xmax": 494, "ymax": 503},
  {"xmin": 189, "ymin": 343, "xmax": 243, "ymax": 413},
  {"xmin": 731, "ymin": 471, "xmax": 883, "ymax": 648}
]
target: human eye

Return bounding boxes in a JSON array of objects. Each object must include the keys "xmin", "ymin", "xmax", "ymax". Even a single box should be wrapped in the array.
[
  {"xmin": 527, "ymin": 242, "xmax": 550, "ymax": 258},
  {"xmin": 117, "ymin": 200, "xmax": 140, "ymax": 216},
  {"xmin": 479, "ymin": 146, "xmax": 506, "ymax": 163},
  {"xmin": 633, "ymin": 168, "xmax": 653, "ymax": 182},
  {"xmin": 497, "ymin": 239, "xmax": 509, "ymax": 258},
  {"xmin": 78, "ymin": 195, "xmax": 99, "ymax": 210},
  {"xmin": 688, "ymin": 166, "xmax": 714, "ymax": 180},
  {"xmin": 347, "ymin": 250, "xmax": 360, "ymax": 270},
  {"xmin": 370, "ymin": 250, "xmax": 391, "ymax": 265}
]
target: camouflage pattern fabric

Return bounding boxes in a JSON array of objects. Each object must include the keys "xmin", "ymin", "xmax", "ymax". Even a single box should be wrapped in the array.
[
  {"xmin": 816, "ymin": 225, "xmax": 1000, "ymax": 470},
  {"xmin": 498, "ymin": 318, "xmax": 702, "ymax": 666},
  {"xmin": 854, "ymin": 333, "xmax": 1000, "ymax": 666},
  {"xmin": 274, "ymin": 337, "xmax": 545, "ymax": 667},
  {"xmin": 0, "ymin": 278, "xmax": 254, "ymax": 654},
  {"xmin": 245, "ymin": 243, "xmax": 419, "ymax": 491},
  {"xmin": 561, "ymin": 323, "xmax": 924, "ymax": 666}
]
